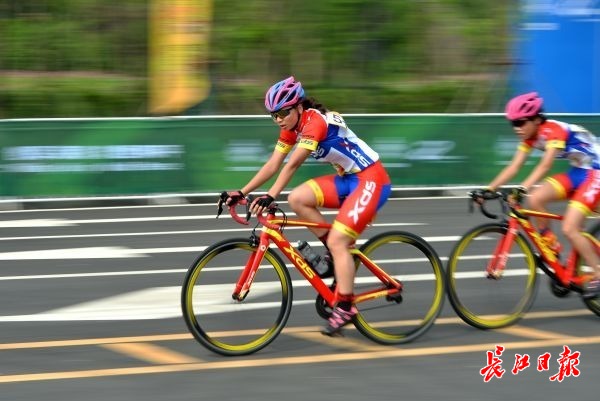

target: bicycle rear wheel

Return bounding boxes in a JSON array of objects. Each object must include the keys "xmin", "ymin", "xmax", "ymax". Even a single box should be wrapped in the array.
[
  {"xmin": 352, "ymin": 231, "xmax": 445, "ymax": 344},
  {"xmin": 181, "ymin": 238, "xmax": 292, "ymax": 356},
  {"xmin": 446, "ymin": 223, "xmax": 538, "ymax": 329}
]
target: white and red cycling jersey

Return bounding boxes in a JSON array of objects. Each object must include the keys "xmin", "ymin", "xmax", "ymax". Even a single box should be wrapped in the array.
[
  {"xmin": 519, "ymin": 119, "xmax": 600, "ymax": 169},
  {"xmin": 274, "ymin": 108, "xmax": 391, "ymax": 239},
  {"xmin": 519, "ymin": 119, "xmax": 600, "ymax": 214},
  {"xmin": 275, "ymin": 108, "xmax": 380, "ymax": 175}
]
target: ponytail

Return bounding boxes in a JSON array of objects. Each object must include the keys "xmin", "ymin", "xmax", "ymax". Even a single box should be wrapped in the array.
[{"xmin": 301, "ymin": 97, "xmax": 328, "ymax": 114}]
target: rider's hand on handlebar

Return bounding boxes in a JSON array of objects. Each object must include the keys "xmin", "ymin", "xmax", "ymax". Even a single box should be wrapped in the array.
[
  {"xmin": 472, "ymin": 188, "xmax": 495, "ymax": 205},
  {"xmin": 219, "ymin": 190, "xmax": 245, "ymax": 207},
  {"xmin": 250, "ymin": 194, "xmax": 274, "ymax": 215}
]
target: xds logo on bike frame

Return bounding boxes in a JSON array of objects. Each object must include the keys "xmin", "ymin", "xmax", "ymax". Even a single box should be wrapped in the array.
[
  {"xmin": 348, "ymin": 181, "xmax": 377, "ymax": 224},
  {"xmin": 522, "ymin": 219, "xmax": 557, "ymax": 262},
  {"xmin": 283, "ymin": 245, "xmax": 315, "ymax": 279}
]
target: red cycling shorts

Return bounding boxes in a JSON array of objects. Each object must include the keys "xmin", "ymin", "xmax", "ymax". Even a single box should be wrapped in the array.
[
  {"xmin": 545, "ymin": 167, "xmax": 600, "ymax": 215},
  {"xmin": 305, "ymin": 161, "xmax": 392, "ymax": 239}
]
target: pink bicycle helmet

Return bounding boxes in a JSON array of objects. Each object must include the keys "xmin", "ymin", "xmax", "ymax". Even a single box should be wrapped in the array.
[
  {"xmin": 264, "ymin": 76, "xmax": 305, "ymax": 112},
  {"xmin": 505, "ymin": 92, "xmax": 543, "ymax": 120}
]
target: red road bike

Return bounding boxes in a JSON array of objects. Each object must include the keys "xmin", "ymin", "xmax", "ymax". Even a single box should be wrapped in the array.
[
  {"xmin": 446, "ymin": 190, "xmax": 600, "ymax": 329},
  {"xmin": 181, "ymin": 198, "xmax": 445, "ymax": 355}
]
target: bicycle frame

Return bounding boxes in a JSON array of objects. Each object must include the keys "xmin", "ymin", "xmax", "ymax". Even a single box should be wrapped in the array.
[
  {"xmin": 484, "ymin": 198, "xmax": 595, "ymax": 289},
  {"xmin": 230, "ymin": 207, "xmax": 403, "ymax": 308}
]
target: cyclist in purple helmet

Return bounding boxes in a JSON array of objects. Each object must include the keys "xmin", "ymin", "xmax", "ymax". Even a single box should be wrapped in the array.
[{"xmin": 220, "ymin": 76, "xmax": 394, "ymax": 333}]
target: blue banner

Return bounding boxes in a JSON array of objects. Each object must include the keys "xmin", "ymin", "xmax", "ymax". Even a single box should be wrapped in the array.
[{"xmin": 512, "ymin": 1, "xmax": 600, "ymax": 112}]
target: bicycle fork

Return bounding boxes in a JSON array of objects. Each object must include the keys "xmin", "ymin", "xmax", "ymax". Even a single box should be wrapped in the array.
[
  {"xmin": 486, "ymin": 222, "xmax": 519, "ymax": 279},
  {"xmin": 232, "ymin": 234, "xmax": 265, "ymax": 302}
]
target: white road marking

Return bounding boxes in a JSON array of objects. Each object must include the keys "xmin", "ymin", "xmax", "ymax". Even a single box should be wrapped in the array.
[
  {"xmin": 0, "ymin": 247, "xmax": 147, "ymax": 260},
  {"xmin": 0, "ymin": 235, "xmax": 460, "ymax": 260},
  {"xmin": 0, "ymin": 272, "xmax": 443, "ymax": 321},
  {"xmin": 0, "ymin": 219, "xmax": 76, "ymax": 228}
]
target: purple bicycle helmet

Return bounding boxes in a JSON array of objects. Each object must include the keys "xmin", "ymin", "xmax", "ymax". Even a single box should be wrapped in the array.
[
  {"xmin": 264, "ymin": 76, "xmax": 305, "ymax": 112},
  {"xmin": 505, "ymin": 92, "xmax": 543, "ymax": 120}
]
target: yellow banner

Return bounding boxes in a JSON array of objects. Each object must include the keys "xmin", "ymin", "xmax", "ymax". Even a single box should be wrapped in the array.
[{"xmin": 149, "ymin": 0, "xmax": 213, "ymax": 114}]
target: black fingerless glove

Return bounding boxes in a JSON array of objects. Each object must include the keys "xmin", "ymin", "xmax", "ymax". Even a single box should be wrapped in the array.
[
  {"xmin": 472, "ymin": 188, "xmax": 492, "ymax": 200},
  {"xmin": 255, "ymin": 194, "xmax": 274, "ymax": 209},
  {"xmin": 219, "ymin": 190, "xmax": 245, "ymax": 206}
]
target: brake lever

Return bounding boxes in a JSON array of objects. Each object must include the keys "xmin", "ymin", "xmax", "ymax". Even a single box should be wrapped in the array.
[
  {"xmin": 216, "ymin": 199, "xmax": 224, "ymax": 218},
  {"xmin": 245, "ymin": 202, "xmax": 251, "ymax": 222}
]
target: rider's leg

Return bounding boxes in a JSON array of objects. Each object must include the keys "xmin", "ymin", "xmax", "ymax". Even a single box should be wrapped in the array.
[
  {"xmin": 565, "ymin": 170, "xmax": 600, "ymax": 284},
  {"xmin": 527, "ymin": 179, "xmax": 564, "ymax": 231},
  {"xmin": 562, "ymin": 204, "xmax": 600, "ymax": 279},
  {"xmin": 326, "ymin": 229, "xmax": 356, "ymax": 295},
  {"xmin": 287, "ymin": 179, "xmax": 334, "ymax": 239}
]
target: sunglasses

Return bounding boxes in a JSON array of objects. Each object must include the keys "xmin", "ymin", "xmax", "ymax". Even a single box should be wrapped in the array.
[
  {"xmin": 510, "ymin": 118, "xmax": 530, "ymax": 128},
  {"xmin": 270, "ymin": 107, "xmax": 294, "ymax": 119}
]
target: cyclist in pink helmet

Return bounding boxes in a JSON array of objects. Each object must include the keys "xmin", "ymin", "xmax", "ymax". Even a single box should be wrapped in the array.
[
  {"xmin": 482, "ymin": 92, "xmax": 600, "ymax": 298},
  {"xmin": 264, "ymin": 76, "xmax": 305, "ymax": 112},
  {"xmin": 220, "ymin": 76, "xmax": 394, "ymax": 332},
  {"xmin": 505, "ymin": 92, "xmax": 544, "ymax": 120}
]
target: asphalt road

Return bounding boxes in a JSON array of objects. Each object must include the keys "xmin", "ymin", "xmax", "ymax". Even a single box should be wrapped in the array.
[{"xmin": 0, "ymin": 196, "xmax": 598, "ymax": 401}]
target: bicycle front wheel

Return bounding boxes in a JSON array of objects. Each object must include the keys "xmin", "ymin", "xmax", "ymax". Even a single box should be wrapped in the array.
[
  {"xmin": 579, "ymin": 223, "xmax": 600, "ymax": 316},
  {"xmin": 446, "ymin": 223, "xmax": 538, "ymax": 329},
  {"xmin": 181, "ymin": 238, "xmax": 292, "ymax": 356},
  {"xmin": 352, "ymin": 231, "xmax": 445, "ymax": 344}
]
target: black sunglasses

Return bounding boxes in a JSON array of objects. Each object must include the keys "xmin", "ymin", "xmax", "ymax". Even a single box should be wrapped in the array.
[
  {"xmin": 270, "ymin": 107, "xmax": 294, "ymax": 119},
  {"xmin": 510, "ymin": 118, "xmax": 530, "ymax": 128}
]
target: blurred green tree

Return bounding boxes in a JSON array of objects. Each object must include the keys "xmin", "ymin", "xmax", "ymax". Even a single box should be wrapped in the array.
[{"xmin": 0, "ymin": 0, "xmax": 517, "ymax": 118}]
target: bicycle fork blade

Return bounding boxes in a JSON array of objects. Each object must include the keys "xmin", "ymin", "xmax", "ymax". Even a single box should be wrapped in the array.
[{"xmin": 486, "ymin": 235, "xmax": 513, "ymax": 279}]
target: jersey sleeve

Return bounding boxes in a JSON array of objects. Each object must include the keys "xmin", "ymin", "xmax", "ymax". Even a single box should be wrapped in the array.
[
  {"xmin": 541, "ymin": 121, "xmax": 568, "ymax": 150},
  {"xmin": 518, "ymin": 141, "xmax": 533, "ymax": 153},
  {"xmin": 275, "ymin": 130, "xmax": 297, "ymax": 154},
  {"xmin": 297, "ymin": 110, "xmax": 328, "ymax": 152}
]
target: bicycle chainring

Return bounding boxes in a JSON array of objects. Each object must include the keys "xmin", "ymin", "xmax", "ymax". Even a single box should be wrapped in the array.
[
  {"xmin": 549, "ymin": 279, "xmax": 571, "ymax": 298},
  {"xmin": 315, "ymin": 282, "xmax": 336, "ymax": 319}
]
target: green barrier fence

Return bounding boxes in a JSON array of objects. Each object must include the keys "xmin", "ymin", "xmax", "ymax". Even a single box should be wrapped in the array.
[{"xmin": 2, "ymin": 114, "xmax": 600, "ymax": 198}]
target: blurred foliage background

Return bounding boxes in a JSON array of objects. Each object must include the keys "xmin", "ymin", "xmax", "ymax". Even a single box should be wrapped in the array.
[{"xmin": 0, "ymin": 0, "xmax": 518, "ymax": 118}]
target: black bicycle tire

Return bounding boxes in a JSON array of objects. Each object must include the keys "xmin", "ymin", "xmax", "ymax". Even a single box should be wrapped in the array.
[
  {"xmin": 446, "ymin": 223, "xmax": 538, "ymax": 329},
  {"xmin": 181, "ymin": 238, "xmax": 293, "ymax": 356},
  {"xmin": 352, "ymin": 231, "xmax": 445, "ymax": 344},
  {"xmin": 580, "ymin": 223, "xmax": 600, "ymax": 316}
]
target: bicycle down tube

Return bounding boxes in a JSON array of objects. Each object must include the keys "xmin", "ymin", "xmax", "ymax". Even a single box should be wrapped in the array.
[{"xmin": 248, "ymin": 211, "xmax": 403, "ymax": 308}]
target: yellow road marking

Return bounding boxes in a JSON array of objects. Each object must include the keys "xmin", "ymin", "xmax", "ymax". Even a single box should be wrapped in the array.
[
  {"xmin": 499, "ymin": 326, "xmax": 577, "ymax": 340},
  {"xmin": 287, "ymin": 331, "xmax": 390, "ymax": 352},
  {"xmin": 101, "ymin": 342, "xmax": 203, "ymax": 364},
  {"xmin": 1, "ymin": 336, "xmax": 599, "ymax": 383},
  {"xmin": 0, "ymin": 308, "xmax": 593, "ymax": 351},
  {"xmin": 0, "ymin": 333, "xmax": 192, "ymax": 350}
]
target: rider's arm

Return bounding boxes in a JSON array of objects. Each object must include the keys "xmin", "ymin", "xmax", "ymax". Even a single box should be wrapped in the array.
[
  {"xmin": 240, "ymin": 149, "xmax": 287, "ymax": 196},
  {"xmin": 488, "ymin": 148, "xmax": 529, "ymax": 191},
  {"xmin": 520, "ymin": 146, "xmax": 561, "ymax": 191},
  {"xmin": 265, "ymin": 146, "xmax": 312, "ymax": 198},
  {"xmin": 262, "ymin": 113, "xmax": 325, "ymax": 198}
]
